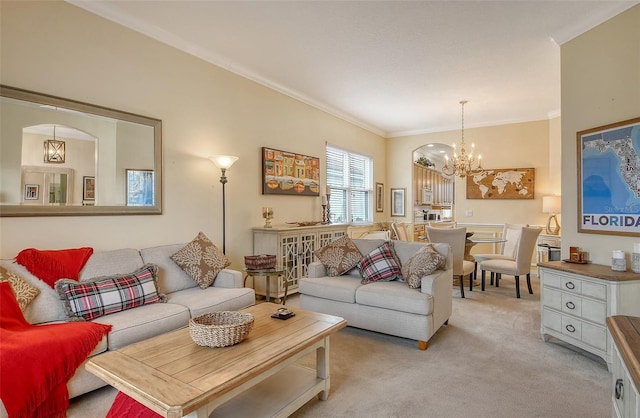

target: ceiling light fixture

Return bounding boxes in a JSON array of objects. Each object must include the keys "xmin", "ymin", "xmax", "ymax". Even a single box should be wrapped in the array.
[{"xmin": 442, "ymin": 100, "xmax": 482, "ymax": 178}]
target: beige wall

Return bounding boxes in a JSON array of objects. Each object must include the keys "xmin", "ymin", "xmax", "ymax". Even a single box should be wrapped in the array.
[
  {"xmin": 0, "ymin": 2, "xmax": 386, "ymax": 266},
  {"xmin": 560, "ymin": 5, "xmax": 640, "ymax": 265},
  {"xmin": 387, "ymin": 119, "xmax": 558, "ymax": 227}
]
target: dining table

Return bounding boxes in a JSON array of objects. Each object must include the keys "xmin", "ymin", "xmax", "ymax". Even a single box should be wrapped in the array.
[{"xmin": 465, "ymin": 236, "xmax": 507, "ymax": 262}]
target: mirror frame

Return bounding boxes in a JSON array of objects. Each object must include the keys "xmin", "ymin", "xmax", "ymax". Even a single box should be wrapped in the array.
[{"xmin": 0, "ymin": 85, "xmax": 162, "ymax": 216}]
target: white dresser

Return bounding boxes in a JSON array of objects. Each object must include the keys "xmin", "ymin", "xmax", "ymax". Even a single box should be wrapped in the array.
[
  {"xmin": 607, "ymin": 316, "xmax": 640, "ymax": 418},
  {"xmin": 539, "ymin": 261, "xmax": 640, "ymax": 368},
  {"xmin": 252, "ymin": 224, "xmax": 348, "ymax": 299}
]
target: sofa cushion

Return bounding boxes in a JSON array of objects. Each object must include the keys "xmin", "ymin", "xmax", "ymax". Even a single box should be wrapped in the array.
[
  {"xmin": 0, "ymin": 266, "xmax": 40, "ymax": 311},
  {"xmin": 170, "ymin": 232, "xmax": 230, "ymax": 289},
  {"xmin": 0, "ymin": 260, "xmax": 68, "ymax": 324},
  {"xmin": 92, "ymin": 302, "xmax": 190, "ymax": 351},
  {"xmin": 401, "ymin": 244, "xmax": 447, "ymax": 289},
  {"xmin": 298, "ymin": 275, "xmax": 362, "ymax": 303},
  {"xmin": 314, "ymin": 235, "xmax": 363, "ymax": 277},
  {"xmin": 166, "ymin": 287, "xmax": 255, "ymax": 317},
  {"xmin": 79, "ymin": 248, "xmax": 144, "ymax": 280},
  {"xmin": 55, "ymin": 264, "xmax": 166, "ymax": 321},
  {"xmin": 140, "ymin": 244, "xmax": 195, "ymax": 294},
  {"xmin": 358, "ymin": 242, "xmax": 402, "ymax": 284},
  {"xmin": 355, "ymin": 281, "xmax": 434, "ymax": 316}
]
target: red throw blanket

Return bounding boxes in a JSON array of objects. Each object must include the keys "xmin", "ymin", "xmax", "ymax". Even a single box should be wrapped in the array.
[
  {"xmin": 106, "ymin": 392, "xmax": 162, "ymax": 418},
  {"xmin": 16, "ymin": 247, "xmax": 94, "ymax": 288},
  {"xmin": 0, "ymin": 282, "xmax": 111, "ymax": 418}
]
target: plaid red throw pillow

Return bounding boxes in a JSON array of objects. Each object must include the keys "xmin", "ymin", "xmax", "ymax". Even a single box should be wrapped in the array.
[
  {"xmin": 55, "ymin": 264, "xmax": 165, "ymax": 321},
  {"xmin": 357, "ymin": 242, "xmax": 402, "ymax": 284}
]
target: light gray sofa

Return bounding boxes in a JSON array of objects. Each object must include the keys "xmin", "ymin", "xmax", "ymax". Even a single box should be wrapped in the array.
[
  {"xmin": 299, "ymin": 239, "xmax": 452, "ymax": 350},
  {"xmin": 0, "ymin": 243, "xmax": 255, "ymax": 408}
]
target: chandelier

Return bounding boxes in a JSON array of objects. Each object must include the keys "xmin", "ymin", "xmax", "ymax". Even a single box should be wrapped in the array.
[{"xmin": 442, "ymin": 100, "xmax": 482, "ymax": 178}]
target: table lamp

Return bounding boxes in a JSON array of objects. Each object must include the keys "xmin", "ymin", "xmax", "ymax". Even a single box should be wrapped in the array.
[{"xmin": 542, "ymin": 195, "xmax": 561, "ymax": 235}]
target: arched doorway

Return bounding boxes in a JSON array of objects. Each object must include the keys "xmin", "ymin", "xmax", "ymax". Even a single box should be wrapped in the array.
[{"xmin": 412, "ymin": 143, "xmax": 454, "ymax": 223}]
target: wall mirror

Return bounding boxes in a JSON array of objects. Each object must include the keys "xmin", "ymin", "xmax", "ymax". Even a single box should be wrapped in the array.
[{"xmin": 0, "ymin": 85, "xmax": 162, "ymax": 216}]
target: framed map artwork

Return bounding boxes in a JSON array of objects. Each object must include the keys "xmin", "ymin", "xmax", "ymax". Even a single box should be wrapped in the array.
[
  {"xmin": 466, "ymin": 168, "xmax": 535, "ymax": 199},
  {"xmin": 577, "ymin": 117, "xmax": 640, "ymax": 236}
]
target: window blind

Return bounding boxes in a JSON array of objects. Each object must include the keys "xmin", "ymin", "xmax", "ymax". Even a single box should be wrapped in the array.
[{"xmin": 326, "ymin": 146, "xmax": 372, "ymax": 224}]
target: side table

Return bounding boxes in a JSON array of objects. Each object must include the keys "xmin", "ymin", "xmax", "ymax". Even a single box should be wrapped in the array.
[{"xmin": 243, "ymin": 267, "xmax": 288, "ymax": 304}]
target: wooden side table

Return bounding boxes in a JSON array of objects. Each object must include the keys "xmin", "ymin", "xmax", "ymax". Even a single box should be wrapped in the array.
[{"xmin": 243, "ymin": 267, "xmax": 288, "ymax": 304}]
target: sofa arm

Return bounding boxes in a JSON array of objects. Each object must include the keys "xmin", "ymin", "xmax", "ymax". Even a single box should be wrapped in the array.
[
  {"xmin": 213, "ymin": 269, "xmax": 243, "ymax": 289},
  {"xmin": 420, "ymin": 267, "xmax": 453, "ymax": 329},
  {"xmin": 307, "ymin": 262, "xmax": 327, "ymax": 278}
]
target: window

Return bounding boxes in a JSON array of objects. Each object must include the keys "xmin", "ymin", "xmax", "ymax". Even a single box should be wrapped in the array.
[{"xmin": 326, "ymin": 145, "xmax": 373, "ymax": 224}]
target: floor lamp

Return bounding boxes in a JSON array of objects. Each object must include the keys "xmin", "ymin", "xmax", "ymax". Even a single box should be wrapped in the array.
[{"xmin": 209, "ymin": 155, "xmax": 239, "ymax": 254}]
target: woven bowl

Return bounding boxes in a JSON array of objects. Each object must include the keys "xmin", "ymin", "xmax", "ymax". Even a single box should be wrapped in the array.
[
  {"xmin": 245, "ymin": 254, "xmax": 276, "ymax": 270},
  {"xmin": 189, "ymin": 311, "xmax": 254, "ymax": 348}
]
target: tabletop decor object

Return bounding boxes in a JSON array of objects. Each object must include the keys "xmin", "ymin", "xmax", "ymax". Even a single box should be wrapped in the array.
[
  {"xmin": 611, "ymin": 250, "xmax": 627, "ymax": 272},
  {"xmin": 633, "ymin": 243, "xmax": 640, "ymax": 273},
  {"xmin": 262, "ymin": 207, "xmax": 273, "ymax": 228},
  {"xmin": 189, "ymin": 311, "xmax": 254, "ymax": 348},
  {"xmin": 244, "ymin": 254, "xmax": 276, "ymax": 270}
]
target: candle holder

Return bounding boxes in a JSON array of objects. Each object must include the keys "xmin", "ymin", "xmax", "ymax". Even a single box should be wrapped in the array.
[
  {"xmin": 262, "ymin": 207, "xmax": 274, "ymax": 228},
  {"xmin": 326, "ymin": 193, "xmax": 332, "ymax": 224},
  {"xmin": 321, "ymin": 204, "xmax": 328, "ymax": 224}
]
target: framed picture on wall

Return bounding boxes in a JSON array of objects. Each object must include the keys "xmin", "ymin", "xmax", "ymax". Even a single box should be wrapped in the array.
[
  {"xmin": 126, "ymin": 169, "xmax": 155, "ymax": 206},
  {"xmin": 24, "ymin": 184, "xmax": 39, "ymax": 201},
  {"xmin": 391, "ymin": 188, "xmax": 406, "ymax": 217},
  {"xmin": 376, "ymin": 182, "xmax": 384, "ymax": 212},
  {"xmin": 262, "ymin": 147, "xmax": 320, "ymax": 196},
  {"xmin": 83, "ymin": 176, "xmax": 95, "ymax": 201},
  {"xmin": 577, "ymin": 116, "xmax": 640, "ymax": 236}
]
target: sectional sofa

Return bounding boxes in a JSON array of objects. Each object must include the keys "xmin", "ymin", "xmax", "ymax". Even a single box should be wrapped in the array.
[{"xmin": 0, "ymin": 242, "xmax": 255, "ymax": 416}]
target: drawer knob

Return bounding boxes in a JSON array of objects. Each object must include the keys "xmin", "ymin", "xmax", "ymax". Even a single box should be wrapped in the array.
[
  {"xmin": 615, "ymin": 378, "xmax": 624, "ymax": 400},
  {"xmin": 565, "ymin": 301, "xmax": 575, "ymax": 310},
  {"xmin": 565, "ymin": 281, "xmax": 575, "ymax": 290},
  {"xmin": 565, "ymin": 324, "xmax": 576, "ymax": 333}
]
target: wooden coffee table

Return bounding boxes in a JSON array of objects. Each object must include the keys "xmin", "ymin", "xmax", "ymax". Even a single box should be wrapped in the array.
[{"xmin": 86, "ymin": 303, "xmax": 346, "ymax": 418}]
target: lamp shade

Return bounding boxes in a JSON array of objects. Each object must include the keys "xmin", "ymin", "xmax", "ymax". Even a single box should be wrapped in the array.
[
  {"xmin": 209, "ymin": 155, "xmax": 238, "ymax": 170},
  {"xmin": 542, "ymin": 195, "xmax": 561, "ymax": 214}
]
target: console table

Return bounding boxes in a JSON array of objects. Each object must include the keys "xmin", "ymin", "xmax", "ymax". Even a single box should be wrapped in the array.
[
  {"xmin": 538, "ymin": 261, "xmax": 640, "ymax": 368},
  {"xmin": 253, "ymin": 224, "xmax": 348, "ymax": 299}
]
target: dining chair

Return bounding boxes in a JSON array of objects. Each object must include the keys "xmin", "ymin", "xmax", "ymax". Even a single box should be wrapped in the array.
[
  {"xmin": 426, "ymin": 226, "xmax": 475, "ymax": 298},
  {"xmin": 391, "ymin": 222, "xmax": 410, "ymax": 241},
  {"xmin": 360, "ymin": 230, "xmax": 391, "ymax": 240},
  {"xmin": 478, "ymin": 226, "xmax": 542, "ymax": 298},
  {"xmin": 473, "ymin": 223, "xmax": 524, "ymax": 283}
]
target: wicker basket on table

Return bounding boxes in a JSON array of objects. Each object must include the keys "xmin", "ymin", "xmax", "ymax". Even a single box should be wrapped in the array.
[
  {"xmin": 244, "ymin": 254, "xmax": 276, "ymax": 270},
  {"xmin": 189, "ymin": 311, "xmax": 255, "ymax": 348}
]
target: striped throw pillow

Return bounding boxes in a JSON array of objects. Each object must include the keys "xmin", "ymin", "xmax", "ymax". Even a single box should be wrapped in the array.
[{"xmin": 55, "ymin": 264, "xmax": 165, "ymax": 321}]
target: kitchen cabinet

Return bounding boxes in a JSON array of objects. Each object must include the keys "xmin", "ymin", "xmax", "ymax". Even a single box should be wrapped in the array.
[{"xmin": 413, "ymin": 163, "xmax": 453, "ymax": 207}]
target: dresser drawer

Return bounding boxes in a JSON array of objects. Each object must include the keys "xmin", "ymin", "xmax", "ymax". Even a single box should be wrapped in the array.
[
  {"xmin": 543, "ymin": 286, "xmax": 607, "ymax": 325},
  {"xmin": 543, "ymin": 270, "xmax": 607, "ymax": 301},
  {"xmin": 542, "ymin": 307, "xmax": 607, "ymax": 351}
]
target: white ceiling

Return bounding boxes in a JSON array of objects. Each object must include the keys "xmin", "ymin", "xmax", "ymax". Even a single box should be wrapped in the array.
[{"xmin": 68, "ymin": 0, "xmax": 638, "ymax": 137}]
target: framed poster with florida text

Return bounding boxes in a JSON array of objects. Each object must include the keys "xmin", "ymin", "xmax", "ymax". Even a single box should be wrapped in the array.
[{"xmin": 577, "ymin": 116, "xmax": 640, "ymax": 236}]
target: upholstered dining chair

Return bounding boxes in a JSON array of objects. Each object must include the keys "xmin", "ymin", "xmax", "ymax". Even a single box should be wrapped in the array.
[
  {"xmin": 391, "ymin": 222, "xmax": 410, "ymax": 241},
  {"xmin": 478, "ymin": 226, "xmax": 542, "ymax": 298},
  {"xmin": 473, "ymin": 223, "xmax": 524, "ymax": 283},
  {"xmin": 360, "ymin": 230, "xmax": 391, "ymax": 240},
  {"xmin": 426, "ymin": 226, "xmax": 475, "ymax": 298}
]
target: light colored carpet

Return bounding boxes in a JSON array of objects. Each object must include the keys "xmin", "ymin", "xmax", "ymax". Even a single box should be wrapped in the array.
[{"xmin": 68, "ymin": 276, "xmax": 611, "ymax": 417}]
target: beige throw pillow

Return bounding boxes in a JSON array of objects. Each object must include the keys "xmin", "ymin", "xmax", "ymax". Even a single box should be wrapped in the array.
[
  {"xmin": 401, "ymin": 244, "xmax": 446, "ymax": 289},
  {"xmin": 314, "ymin": 235, "xmax": 363, "ymax": 277},
  {"xmin": 0, "ymin": 265, "xmax": 40, "ymax": 311},
  {"xmin": 171, "ymin": 232, "xmax": 230, "ymax": 289}
]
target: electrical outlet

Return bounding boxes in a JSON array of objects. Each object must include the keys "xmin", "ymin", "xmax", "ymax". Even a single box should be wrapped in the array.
[{"xmin": 465, "ymin": 210, "xmax": 473, "ymax": 217}]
